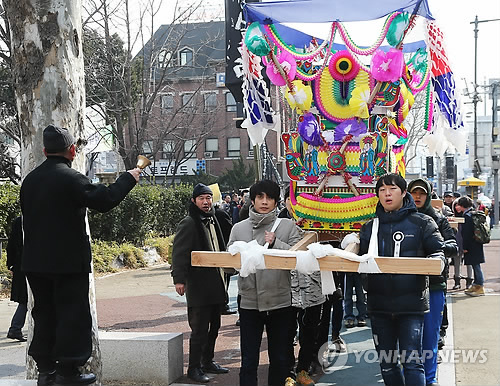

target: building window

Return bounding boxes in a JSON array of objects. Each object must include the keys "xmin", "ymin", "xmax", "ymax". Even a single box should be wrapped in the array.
[
  {"xmin": 161, "ymin": 94, "xmax": 174, "ymax": 113},
  {"xmin": 205, "ymin": 138, "xmax": 218, "ymax": 152},
  {"xmin": 226, "ymin": 92, "xmax": 236, "ymax": 112},
  {"xmin": 157, "ymin": 50, "xmax": 173, "ymax": 67},
  {"xmin": 163, "ymin": 140, "xmax": 175, "ymax": 158},
  {"xmin": 179, "ymin": 48, "xmax": 193, "ymax": 66},
  {"xmin": 248, "ymin": 139, "xmax": 254, "ymax": 157},
  {"xmin": 182, "ymin": 93, "xmax": 194, "ymax": 109},
  {"xmin": 142, "ymin": 140, "xmax": 153, "ymax": 155},
  {"xmin": 204, "ymin": 93, "xmax": 217, "ymax": 111},
  {"xmin": 227, "ymin": 137, "xmax": 240, "ymax": 157},
  {"xmin": 184, "ymin": 139, "xmax": 197, "ymax": 158}
]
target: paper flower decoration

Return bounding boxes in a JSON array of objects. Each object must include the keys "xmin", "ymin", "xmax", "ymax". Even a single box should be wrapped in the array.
[
  {"xmin": 349, "ymin": 84, "xmax": 371, "ymax": 119},
  {"xmin": 244, "ymin": 22, "xmax": 270, "ymax": 56},
  {"xmin": 263, "ymin": 50, "xmax": 297, "ymax": 86},
  {"xmin": 285, "ymin": 80, "xmax": 312, "ymax": 113},
  {"xmin": 328, "ymin": 50, "xmax": 360, "ymax": 81},
  {"xmin": 409, "ymin": 48, "xmax": 427, "ymax": 72},
  {"xmin": 370, "ymin": 48, "xmax": 404, "ymax": 83},
  {"xmin": 298, "ymin": 113, "xmax": 323, "ymax": 146},
  {"xmin": 333, "ymin": 119, "xmax": 367, "ymax": 142},
  {"xmin": 386, "ymin": 12, "xmax": 409, "ymax": 47}
]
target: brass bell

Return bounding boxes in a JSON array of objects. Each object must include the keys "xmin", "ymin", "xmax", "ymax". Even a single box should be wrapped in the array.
[{"xmin": 136, "ymin": 155, "xmax": 151, "ymax": 170}]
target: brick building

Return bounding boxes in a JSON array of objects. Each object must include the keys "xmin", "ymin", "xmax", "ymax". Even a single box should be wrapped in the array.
[{"xmin": 134, "ymin": 20, "xmax": 279, "ymax": 184}]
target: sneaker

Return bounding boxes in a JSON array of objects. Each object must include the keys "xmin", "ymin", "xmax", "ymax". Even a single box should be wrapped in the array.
[
  {"xmin": 329, "ymin": 336, "xmax": 347, "ymax": 353},
  {"xmin": 285, "ymin": 376, "xmax": 297, "ymax": 386},
  {"xmin": 296, "ymin": 370, "xmax": 315, "ymax": 386},
  {"xmin": 344, "ymin": 319, "xmax": 355, "ymax": 328},
  {"xmin": 438, "ymin": 336, "xmax": 445, "ymax": 350},
  {"xmin": 357, "ymin": 318, "xmax": 367, "ymax": 327},
  {"xmin": 466, "ymin": 285, "xmax": 485, "ymax": 297},
  {"xmin": 464, "ymin": 284, "xmax": 477, "ymax": 293}
]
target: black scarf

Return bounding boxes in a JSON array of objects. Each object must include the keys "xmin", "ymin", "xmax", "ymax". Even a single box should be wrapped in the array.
[{"xmin": 188, "ymin": 201, "xmax": 227, "ymax": 252}]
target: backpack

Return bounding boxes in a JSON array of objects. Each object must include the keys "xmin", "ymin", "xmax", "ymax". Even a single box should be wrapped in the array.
[{"xmin": 470, "ymin": 210, "xmax": 491, "ymax": 244}]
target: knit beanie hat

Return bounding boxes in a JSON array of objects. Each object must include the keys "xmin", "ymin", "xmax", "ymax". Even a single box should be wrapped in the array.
[
  {"xmin": 192, "ymin": 183, "xmax": 213, "ymax": 199},
  {"xmin": 43, "ymin": 125, "xmax": 75, "ymax": 153}
]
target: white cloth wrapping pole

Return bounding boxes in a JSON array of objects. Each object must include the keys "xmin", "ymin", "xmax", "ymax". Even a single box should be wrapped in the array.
[
  {"xmin": 228, "ymin": 218, "xmax": 382, "ymax": 281},
  {"xmin": 228, "ymin": 218, "xmax": 282, "ymax": 277},
  {"xmin": 228, "ymin": 240, "xmax": 267, "ymax": 277},
  {"xmin": 359, "ymin": 218, "xmax": 382, "ymax": 274}
]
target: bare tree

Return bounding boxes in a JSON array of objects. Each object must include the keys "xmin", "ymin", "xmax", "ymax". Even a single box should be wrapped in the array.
[
  {"xmin": 3, "ymin": 0, "xmax": 102, "ymax": 381},
  {"xmin": 0, "ymin": 6, "xmax": 20, "ymax": 183},
  {"xmin": 83, "ymin": 0, "xmax": 230, "ymax": 183}
]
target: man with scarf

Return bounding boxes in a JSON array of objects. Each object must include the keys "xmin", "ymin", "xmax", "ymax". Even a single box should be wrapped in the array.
[
  {"xmin": 227, "ymin": 180, "xmax": 303, "ymax": 386},
  {"xmin": 171, "ymin": 183, "xmax": 229, "ymax": 383},
  {"xmin": 409, "ymin": 178, "xmax": 457, "ymax": 386},
  {"xmin": 359, "ymin": 173, "xmax": 444, "ymax": 386}
]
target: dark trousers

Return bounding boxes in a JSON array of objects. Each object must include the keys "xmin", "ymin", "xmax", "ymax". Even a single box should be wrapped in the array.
[
  {"xmin": 187, "ymin": 304, "xmax": 222, "ymax": 371},
  {"xmin": 239, "ymin": 306, "xmax": 296, "ymax": 386},
  {"xmin": 315, "ymin": 294, "xmax": 343, "ymax": 355},
  {"xmin": 26, "ymin": 272, "xmax": 92, "ymax": 374},
  {"xmin": 8, "ymin": 302, "xmax": 27, "ymax": 335},
  {"xmin": 296, "ymin": 304, "xmax": 323, "ymax": 373}
]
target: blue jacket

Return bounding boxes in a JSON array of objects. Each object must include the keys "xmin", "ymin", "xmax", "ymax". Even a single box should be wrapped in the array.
[{"xmin": 359, "ymin": 194, "xmax": 444, "ymax": 315}]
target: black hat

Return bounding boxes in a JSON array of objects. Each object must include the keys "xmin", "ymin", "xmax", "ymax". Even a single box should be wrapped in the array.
[
  {"xmin": 43, "ymin": 125, "xmax": 75, "ymax": 153},
  {"xmin": 453, "ymin": 191, "xmax": 461, "ymax": 198},
  {"xmin": 192, "ymin": 183, "xmax": 213, "ymax": 199},
  {"xmin": 444, "ymin": 191, "xmax": 453, "ymax": 197},
  {"xmin": 409, "ymin": 181, "xmax": 428, "ymax": 194}
]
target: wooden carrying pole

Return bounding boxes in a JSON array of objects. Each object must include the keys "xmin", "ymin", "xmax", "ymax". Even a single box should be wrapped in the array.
[{"xmin": 191, "ymin": 250, "xmax": 442, "ymax": 275}]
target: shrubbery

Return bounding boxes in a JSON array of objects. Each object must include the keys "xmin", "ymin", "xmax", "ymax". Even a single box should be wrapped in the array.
[
  {"xmin": 88, "ymin": 183, "xmax": 192, "ymax": 244},
  {"xmin": 0, "ymin": 183, "xmax": 21, "ymax": 238}
]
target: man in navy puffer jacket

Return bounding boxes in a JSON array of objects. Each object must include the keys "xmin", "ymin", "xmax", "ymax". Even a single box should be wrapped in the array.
[
  {"xmin": 359, "ymin": 173, "xmax": 445, "ymax": 386},
  {"xmin": 409, "ymin": 178, "xmax": 457, "ymax": 386}
]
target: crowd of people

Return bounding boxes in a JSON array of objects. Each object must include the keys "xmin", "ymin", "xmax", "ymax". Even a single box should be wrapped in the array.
[
  {"xmin": 4, "ymin": 128, "xmax": 493, "ymax": 386},
  {"xmin": 168, "ymin": 175, "xmax": 492, "ymax": 386}
]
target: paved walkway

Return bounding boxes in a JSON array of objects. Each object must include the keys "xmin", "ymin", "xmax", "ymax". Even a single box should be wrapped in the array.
[{"xmin": 1, "ymin": 235, "xmax": 499, "ymax": 385}]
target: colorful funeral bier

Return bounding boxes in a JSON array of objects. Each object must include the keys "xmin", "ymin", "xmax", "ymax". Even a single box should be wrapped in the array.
[{"xmin": 237, "ymin": 0, "xmax": 463, "ymax": 237}]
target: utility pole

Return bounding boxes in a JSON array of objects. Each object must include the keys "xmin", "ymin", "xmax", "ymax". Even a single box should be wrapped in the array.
[
  {"xmin": 470, "ymin": 15, "xmax": 500, "ymax": 178},
  {"xmin": 492, "ymin": 81, "xmax": 499, "ymax": 228}
]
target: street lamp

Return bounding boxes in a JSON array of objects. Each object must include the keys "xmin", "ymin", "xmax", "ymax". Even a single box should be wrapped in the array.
[{"xmin": 470, "ymin": 15, "xmax": 500, "ymax": 178}]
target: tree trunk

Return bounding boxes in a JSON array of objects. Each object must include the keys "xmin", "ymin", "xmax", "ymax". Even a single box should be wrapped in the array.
[{"xmin": 4, "ymin": 0, "xmax": 102, "ymax": 382}]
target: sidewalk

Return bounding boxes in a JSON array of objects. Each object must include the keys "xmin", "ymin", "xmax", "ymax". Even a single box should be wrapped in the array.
[{"xmin": 1, "ymin": 237, "xmax": 499, "ymax": 385}]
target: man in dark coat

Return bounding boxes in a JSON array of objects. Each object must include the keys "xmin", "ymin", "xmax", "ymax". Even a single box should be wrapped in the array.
[
  {"xmin": 21, "ymin": 125, "xmax": 140, "ymax": 386},
  {"xmin": 359, "ymin": 173, "xmax": 444, "ymax": 386},
  {"xmin": 171, "ymin": 183, "xmax": 229, "ymax": 383},
  {"xmin": 409, "ymin": 178, "xmax": 458, "ymax": 386},
  {"xmin": 6, "ymin": 216, "xmax": 28, "ymax": 342},
  {"xmin": 455, "ymin": 196, "xmax": 486, "ymax": 296}
]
